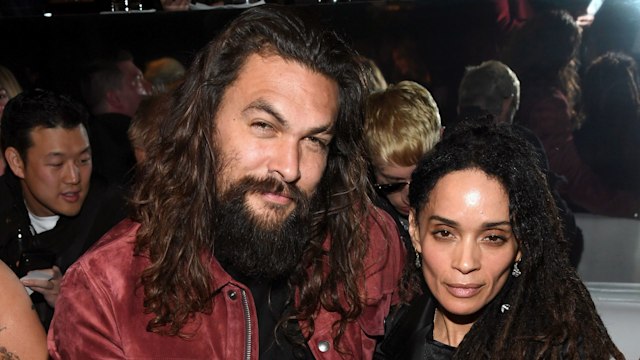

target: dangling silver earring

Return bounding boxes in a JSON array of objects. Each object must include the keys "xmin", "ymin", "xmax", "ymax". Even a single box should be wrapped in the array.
[
  {"xmin": 511, "ymin": 261, "xmax": 521, "ymax": 278},
  {"xmin": 414, "ymin": 250, "xmax": 421, "ymax": 268}
]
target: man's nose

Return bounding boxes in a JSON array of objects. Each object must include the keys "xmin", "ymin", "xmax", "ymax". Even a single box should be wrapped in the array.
[
  {"xmin": 268, "ymin": 140, "xmax": 301, "ymax": 184},
  {"xmin": 401, "ymin": 183, "xmax": 410, "ymax": 204},
  {"xmin": 63, "ymin": 163, "xmax": 81, "ymax": 184}
]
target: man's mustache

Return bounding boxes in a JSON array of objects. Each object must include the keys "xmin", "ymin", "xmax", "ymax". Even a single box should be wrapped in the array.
[{"xmin": 221, "ymin": 176, "xmax": 305, "ymax": 204}]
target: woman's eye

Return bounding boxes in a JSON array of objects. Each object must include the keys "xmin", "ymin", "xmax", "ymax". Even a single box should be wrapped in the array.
[
  {"xmin": 485, "ymin": 234, "xmax": 506, "ymax": 243},
  {"xmin": 433, "ymin": 229, "xmax": 452, "ymax": 238}
]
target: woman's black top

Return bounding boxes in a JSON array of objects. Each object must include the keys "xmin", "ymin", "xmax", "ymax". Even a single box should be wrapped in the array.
[{"xmin": 375, "ymin": 293, "xmax": 455, "ymax": 360}]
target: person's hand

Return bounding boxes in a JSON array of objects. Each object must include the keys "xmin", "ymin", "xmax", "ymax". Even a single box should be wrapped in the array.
[
  {"xmin": 160, "ymin": 0, "xmax": 190, "ymax": 11},
  {"xmin": 21, "ymin": 266, "xmax": 62, "ymax": 308}
]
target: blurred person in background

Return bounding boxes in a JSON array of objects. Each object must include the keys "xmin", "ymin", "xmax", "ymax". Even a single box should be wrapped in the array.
[
  {"xmin": 0, "ymin": 65, "xmax": 23, "ymax": 176},
  {"xmin": 576, "ymin": 51, "xmax": 640, "ymax": 197},
  {"xmin": 143, "ymin": 57, "xmax": 186, "ymax": 95},
  {"xmin": 80, "ymin": 49, "xmax": 152, "ymax": 187},
  {"xmin": 502, "ymin": 9, "xmax": 640, "ymax": 218}
]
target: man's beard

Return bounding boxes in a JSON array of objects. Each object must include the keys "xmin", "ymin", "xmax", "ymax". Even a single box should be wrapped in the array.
[{"xmin": 212, "ymin": 176, "xmax": 313, "ymax": 280}]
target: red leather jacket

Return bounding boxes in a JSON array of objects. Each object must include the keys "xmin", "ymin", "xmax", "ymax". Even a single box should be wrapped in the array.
[{"xmin": 48, "ymin": 208, "xmax": 404, "ymax": 359}]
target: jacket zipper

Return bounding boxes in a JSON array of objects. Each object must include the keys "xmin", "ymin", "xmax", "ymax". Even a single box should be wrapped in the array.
[{"xmin": 240, "ymin": 289, "xmax": 252, "ymax": 360}]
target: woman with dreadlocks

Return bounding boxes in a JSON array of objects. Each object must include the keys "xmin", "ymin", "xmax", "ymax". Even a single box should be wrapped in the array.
[{"xmin": 375, "ymin": 122, "xmax": 623, "ymax": 359}]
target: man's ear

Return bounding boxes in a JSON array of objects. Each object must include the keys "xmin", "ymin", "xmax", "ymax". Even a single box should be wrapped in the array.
[
  {"xmin": 5, "ymin": 147, "xmax": 26, "ymax": 179},
  {"xmin": 104, "ymin": 89, "xmax": 122, "ymax": 110},
  {"xmin": 408, "ymin": 209, "xmax": 422, "ymax": 254}
]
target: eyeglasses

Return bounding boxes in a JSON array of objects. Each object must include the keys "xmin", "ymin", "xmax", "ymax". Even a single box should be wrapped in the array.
[{"xmin": 373, "ymin": 182, "xmax": 410, "ymax": 195}]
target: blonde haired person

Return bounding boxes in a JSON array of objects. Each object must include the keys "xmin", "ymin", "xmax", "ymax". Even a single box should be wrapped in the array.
[
  {"xmin": 364, "ymin": 81, "xmax": 442, "ymax": 289},
  {"xmin": 0, "ymin": 260, "xmax": 48, "ymax": 360},
  {"xmin": 0, "ymin": 65, "xmax": 22, "ymax": 176}
]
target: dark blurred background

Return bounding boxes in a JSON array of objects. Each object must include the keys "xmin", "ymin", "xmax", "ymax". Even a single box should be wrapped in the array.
[{"xmin": 2, "ymin": 0, "xmax": 639, "ymax": 126}]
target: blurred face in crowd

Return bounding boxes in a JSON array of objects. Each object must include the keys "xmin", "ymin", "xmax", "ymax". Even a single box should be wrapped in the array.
[
  {"xmin": 116, "ymin": 60, "xmax": 152, "ymax": 117},
  {"xmin": 0, "ymin": 88, "xmax": 10, "ymax": 119},
  {"xmin": 410, "ymin": 169, "xmax": 520, "ymax": 322},
  {"xmin": 5, "ymin": 126, "xmax": 92, "ymax": 217},
  {"xmin": 374, "ymin": 162, "xmax": 415, "ymax": 216}
]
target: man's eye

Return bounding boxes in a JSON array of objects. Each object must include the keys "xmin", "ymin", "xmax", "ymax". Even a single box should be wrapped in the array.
[
  {"xmin": 252, "ymin": 121, "xmax": 271, "ymax": 129},
  {"xmin": 305, "ymin": 136, "xmax": 329, "ymax": 149},
  {"xmin": 251, "ymin": 121, "xmax": 276, "ymax": 132},
  {"xmin": 304, "ymin": 136, "xmax": 331, "ymax": 152}
]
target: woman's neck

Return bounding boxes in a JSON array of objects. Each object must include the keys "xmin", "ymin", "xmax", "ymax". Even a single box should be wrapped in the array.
[{"xmin": 432, "ymin": 307, "xmax": 476, "ymax": 348}]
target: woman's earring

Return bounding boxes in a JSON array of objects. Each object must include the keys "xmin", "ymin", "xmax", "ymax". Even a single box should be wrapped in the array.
[
  {"xmin": 512, "ymin": 261, "xmax": 521, "ymax": 278},
  {"xmin": 414, "ymin": 250, "xmax": 421, "ymax": 268}
]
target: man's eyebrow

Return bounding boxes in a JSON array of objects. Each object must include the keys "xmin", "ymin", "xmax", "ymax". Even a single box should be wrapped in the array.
[
  {"xmin": 306, "ymin": 123, "xmax": 334, "ymax": 137},
  {"xmin": 45, "ymin": 146, "xmax": 91, "ymax": 158},
  {"xmin": 243, "ymin": 98, "xmax": 335, "ymax": 135},
  {"xmin": 243, "ymin": 99, "xmax": 288, "ymax": 128}
]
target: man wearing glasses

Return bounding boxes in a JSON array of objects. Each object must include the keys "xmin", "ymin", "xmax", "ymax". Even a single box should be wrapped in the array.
[{"xmin": 364, "ymin": 80, "xmax": 442, "ymax": 255}]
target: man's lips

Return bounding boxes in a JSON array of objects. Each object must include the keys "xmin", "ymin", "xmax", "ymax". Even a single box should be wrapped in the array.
[
  {"xmin": 445, "ymin": 283, "xmax": 483, "ymax": 298},
  {"xmin": 261, "ymin": 191, "xmax": 293, "ymax": 206},
  {"xmin": 60, "ymin": 191, "xmax": 81, "ymax": 202}
]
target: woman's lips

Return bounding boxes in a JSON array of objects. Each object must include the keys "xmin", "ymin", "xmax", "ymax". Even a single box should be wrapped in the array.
[{"xmin": 446, "ymin": 283, "xmax": 482, "ymax": 298}]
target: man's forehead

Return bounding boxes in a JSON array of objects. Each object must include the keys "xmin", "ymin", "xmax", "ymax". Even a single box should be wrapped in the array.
[
  {"xmin": 28, "ymin": 125, "xmax": 88, "ymax": 145},
  {"xmin": 223, "ymin": 53, "xmax": 339, "ymax": 119}
]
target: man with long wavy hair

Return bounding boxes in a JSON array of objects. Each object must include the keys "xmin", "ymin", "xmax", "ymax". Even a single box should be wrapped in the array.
[{"xmin": 49, "ymin": 5, "xmax": 404, "ymax": 359}]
